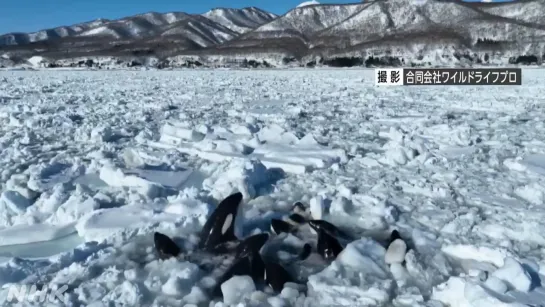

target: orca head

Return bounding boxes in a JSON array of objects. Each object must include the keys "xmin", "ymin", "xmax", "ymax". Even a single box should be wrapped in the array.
[
  {"xmin": 198, "ymin": 192, "xmax": 243, "ymax": 251},
  {"xmin": 270, "ymin": 219, "xmax": 294, "ymax": 235},
  {"xmin": 389, "ymin": 229, "xmax": 401, "ymax": 246},
  {"xmin": 292, "ymin": 202, "xmax": 307, "ymax": 215},
  {"xmin": 153, "ymin": 232, "xmax": 181, "ymax": 259},
  {"xmin": 308, "ymin": 219, "xmax": 338, "ymax": 233},
  {"xmin": 387, "ymin": 229, "xmax": 411, "ymax": 256},
  {"xmin": 263, "ymin": 261, "xmax": 294, "ymax": 292},
  {"xmin": 317, "ymin": 228, "xmax": 343, "ymax": 261},
  {"xmin": 308, "ymin": 219, "xmax": 350, "ymax": 239},
  {"xmin": 235, "ymin": 233, "xmax": 270, "ymax": 259},
  {"xmin": 287, "ymin": 213, "xmax": 307, "ymax": 225}
]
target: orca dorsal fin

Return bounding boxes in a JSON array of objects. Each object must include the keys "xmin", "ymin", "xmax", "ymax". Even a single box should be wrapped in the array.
[{"xmin": 199, "ymin": 192, "xmax": 243, "ymax": 251}]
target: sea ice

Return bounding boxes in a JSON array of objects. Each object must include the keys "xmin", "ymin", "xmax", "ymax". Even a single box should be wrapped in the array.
[
  {"xmin": 0, "ymin": 68, "xmax": 543, "ymax": 307},
  {"xmin": 221, "ymin": 275, "xmax": 256, "ymax": 305}
]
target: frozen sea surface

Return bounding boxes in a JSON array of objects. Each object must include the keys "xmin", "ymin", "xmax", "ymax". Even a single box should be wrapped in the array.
[{"xmin": 0, "ymin": 69, "xmax": 544, "ymax": 306}]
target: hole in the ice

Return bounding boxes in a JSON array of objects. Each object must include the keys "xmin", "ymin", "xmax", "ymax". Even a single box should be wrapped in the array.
[{"xmin": 164, "ymin": 105, "xmax": 179, "ymax": 111}]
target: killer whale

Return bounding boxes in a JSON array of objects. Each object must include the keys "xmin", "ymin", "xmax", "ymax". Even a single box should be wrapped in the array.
[
  {"xmin": 287, "ymin": 213, "xmax": 307, "ymax": 225},
  {"xmin": 316, "ymin": 228, "xmax": 344, "ymax": 261},
  {"xmin": 270, "ymin": 210, "xmax": 307, "ymax": 235},
  {"xmin": 235, "ymin": 233, "xmax": 269, "ymax": 282},
  {"xmin": 153, "ymin": 192, "xmax": 243, "ymax": 260},
  {"xmin": 153, "ymin": 231, "xmax": 181, "ymax": 259},
  {"xmin": 215, "ymin": 250, "xmax": 295, "ymax": 296},
  {"xmin": 308, "ymin": 219, "xmax": 352, "ymax": 240},
  {"xmin": 215, "ymin": 231, "xmax": 309, "ymax": 296},
  {"xmin": 263, "ymin": 260, "xmax": 295, "ymax": 292},
  {"xmin": 235, "ymin": 232, "xmax": 269, "ymax": 259},
  {"xmin": 198, "ymin": 192, "xmax": 243, "ymax": 252},
  {"xmin": 153, "ymin": 194, "xmax": 349, "ymax": 299},
  {"xmin": 270, "ymin": 218, "xmax": 295, "ymax": 235},
  {"xmin": 385, "ymin": 229, "xmax": 408, "ymax": 265},
  {"xmin": 214, "ymin": 233, "xmax": 270, "ymax": 296},
  {"xmin": 389, "ymin": 229, "xmax": 401, "ymax": 245},
  {"xmin": 292, "ymin": 202, "xmax": 308, "ymax": 216}
]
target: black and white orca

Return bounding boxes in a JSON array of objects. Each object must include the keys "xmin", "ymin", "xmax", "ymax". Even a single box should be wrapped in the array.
[
  {"xmin": 308, "ymin": 219, "xmax": 352, "ymax": 240},
  {"xmin": 385, "ymin": 229, "xmax": 408, "ymax": 265},
  {"xmin": 292, "ymin": 202, "xmax": 309, "ymax": 216},
  {"xmin": 213, "ymin": 233, "xmax": 270, "ymax": 296},
  {"xmin": 216, "ymin": 231, "xmax": 309, "ymax": 295},
  {"xmin": 316, "ymin": 228, "xmax": 344, "ymax": 261},
  {"xmin": 270, "ymin": 219, "xmax": 295, "ymax": 235},
  {"xmin": 153, "ymin": 192, "xmax": 244, "ymax": 263},
  {"xmin": 270, "ymin": 209, "xmax": 308, "ymax": 236},
  {"xmin": 198, "ymin": 192, "xmax": 243, "ymax": 252},
  {"xmin": 153, "ymin": 231, "xmax": 181, "ymax": 259},
  {"xmin": 235, "ymin": 232, "xmax": 269, "ymax": 258},
  {"xmin": 235, "ymin": 233, "xmax": 269, "ymax": 281},
  {"xmin": 153, "ymin": 193, "xmax": 312, "ymax": 297},
  {"xmin": 263, "ymin": 260, "xmax": 295, "ymax": 292},
  {"xmin": 388, "ymin": 229, "xmax": 401, "ymax": 246},
  {"xmin": 287, "ymin": 213, "xmax": 307, "ymax": 225}
]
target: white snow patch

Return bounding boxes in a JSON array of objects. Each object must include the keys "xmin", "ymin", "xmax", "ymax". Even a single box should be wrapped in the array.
[
  {"xmin": 384, "ymin": 239, "xmax": 407, "ymax": 264},
  {"xmin": 297, "ymin": 0, "xmax": 320, "ymax": 8},
  {"xmin": 307, "ymin": 239, "xmax": 392, "ymax": 305},
  {"xmin": 441, "ymin": 244, "xmax": 512, "ymax": 268},
  {"xmin": 0, "ymin": 223, "xmax": 76, "ymax": 246},
  {"xmin": 491, "ymin": 257, "xmax": 532, "ymax": 292},
  {"xmin": 27, "ymin": 56, "xmax": 46, "ymax": 67},
  {"xmin": 75, "ymin": 203, "xmax": 207, "ymax": 242},
  {"xmin": 221, "ymin": 275, "xmax": 256, "ymax": 305}
]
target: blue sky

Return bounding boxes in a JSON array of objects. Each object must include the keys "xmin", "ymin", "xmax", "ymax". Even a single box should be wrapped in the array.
[{"xmin": 0, "ymin": 0, "xmax": 357, "ymax": 34}]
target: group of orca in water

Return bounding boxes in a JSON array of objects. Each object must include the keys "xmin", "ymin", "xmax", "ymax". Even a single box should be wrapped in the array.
[{"xmin": 153, "ymin": 192, "xmax": 407, "ymax": 300}]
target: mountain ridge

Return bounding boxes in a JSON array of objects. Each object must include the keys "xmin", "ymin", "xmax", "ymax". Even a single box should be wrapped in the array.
[
  {"xmin": 0, "ymin": 7, "xmax": 277, "ymax": 46},
  {"xmin": 1, "ymin": 0, "xmax": 545, "ymax": 68}
]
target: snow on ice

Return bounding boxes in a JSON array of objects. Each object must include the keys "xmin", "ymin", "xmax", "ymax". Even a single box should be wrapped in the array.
[
  {"xmin": 296, "ymin": 1, "xmax": 320, "ymax": 8},
  {"xmin": 0, "ymin": 68, "xmax": 544, "ymax": 306}
]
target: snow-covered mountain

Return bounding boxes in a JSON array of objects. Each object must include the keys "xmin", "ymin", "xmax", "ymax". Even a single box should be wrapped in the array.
[
  {"xmin": 203, "ymin": 7, "xmax": 278, "ymax": 34},
  {"xmin": 0, "ymin": 19, "xmax": 110, "ymax": 46},
  {"xmin": 1, "ymin": 0, "xmax": 544, "ymax": 67},
  {"xmin": 0, "ymin": 7, "xmax": 276, "ymax": 47},
  {"xmin": 215, "ymin": 0, "xmax": 545, "ymax": 65}
]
